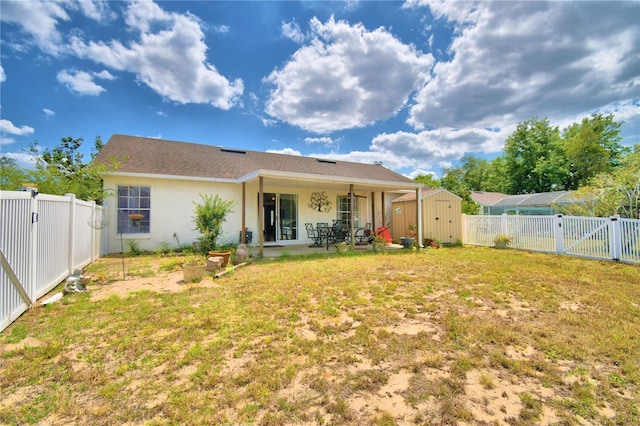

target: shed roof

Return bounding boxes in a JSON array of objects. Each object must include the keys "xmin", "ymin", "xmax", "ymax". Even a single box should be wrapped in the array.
[
  {"xmin": 96, "ymin": 134, "xmax": 420, "ymax": 191},
  {"xmin": 391, "ymin": 188, "xmax": 462, "ymax": 203}
]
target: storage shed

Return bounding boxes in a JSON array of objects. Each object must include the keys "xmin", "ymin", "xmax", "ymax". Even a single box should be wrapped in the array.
[{"xmin": 391, "ymin": 188, "xmax": 462, "ymax": 244}]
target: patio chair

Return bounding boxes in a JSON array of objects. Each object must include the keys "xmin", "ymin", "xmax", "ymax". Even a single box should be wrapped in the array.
[
  {"xmin": 355, "ymin": 223, "xmax": 373, "ymax": 245},
  {"xmin": 305, "ymin": 223, "xmax": 323, "ymax": 247}
]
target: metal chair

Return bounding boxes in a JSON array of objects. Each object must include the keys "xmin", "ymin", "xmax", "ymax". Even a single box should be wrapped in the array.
[
  {"xmin": 355, "ymin": 223, "xmax": 373, "ymax": 245},
  {"xmin": 305, "ymin": 223, "xmax": 323, "ymax": 247}
]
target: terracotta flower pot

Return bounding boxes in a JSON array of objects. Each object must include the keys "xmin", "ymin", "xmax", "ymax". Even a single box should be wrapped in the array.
[{"xmin": 208, "ymin": 251, "xmax": 231, "ymax": 268}]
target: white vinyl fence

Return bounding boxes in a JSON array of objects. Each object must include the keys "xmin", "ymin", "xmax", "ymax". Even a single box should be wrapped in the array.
[
  {"xmin": 1, "ymin": 191, "xmax": 105, "ymax": 333},
  {"xmin": 463, "ymin": 214, "xmax": 640, "ymax": 265}
]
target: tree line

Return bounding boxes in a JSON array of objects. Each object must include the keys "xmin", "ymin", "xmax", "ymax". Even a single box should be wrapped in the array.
[{"xmin": 415, "ymin": 114, "xmax": 639, "ymax": 218}]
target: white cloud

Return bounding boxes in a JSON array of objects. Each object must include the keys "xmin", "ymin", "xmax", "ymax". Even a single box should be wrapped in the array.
[
  {"xmin": 57, "ymin": 70, "xmax": 107, "ymax": 95},
  {"xmin": 304, "ymin": 136, "xmax": 336, "ymax": 147},
  {"xmin": 1, "ymin": 151, "xmax": 37, "ymax": 169},
  {"xmin": 281, "ymin": 21, "xmax": 305, "ymax": 44},
  {"xmin": 0, "ymin": 65, "xmax": 5, "ymax": 82},
  {"xmin": 43, "ymin": 108, "xmax": 55, "ymax": 118},
  {"xmin": 69, "ymin": 1, "xmax": 243, "ymax": 109},
  {"xmin": 266, "ymin": 148, "xmax": 302, "ymax": 156},
  {"xmin": 264, "ymin": 16, "xmax": 433, "ymax": 133},
  {"xmin": 0, "ymin": 0, "xmax": 69, "ymax": 55},
  {"xmin": 0, "ymin": 119, "xmax": 35, "ymax": 136},
  {"xmin": 406, "ymin": 1, "xmax": 640, "ymax": 131}
]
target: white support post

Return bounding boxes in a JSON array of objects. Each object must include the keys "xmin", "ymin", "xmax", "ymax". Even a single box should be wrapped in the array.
[
  {"xmin": 609, "ymin": 217, "xmax": 621, "ymax": 261},
  {"xmin": 554, "ymin": 214, "xmax": 564, "ymax": 254},
  {"xmin": 461, "ymin": 214, "xmax": 467, "ymax": 244},
  {"xmin": 501, "ymin": 213, "xmax": 508, "ymax": 235},
  {"xmin": 67, "ymin": 193, "xmax": 76, "ymax": 274},
  {"xmin": 29, "ymin": 190, "xmax": 39, "ymax": 301}
]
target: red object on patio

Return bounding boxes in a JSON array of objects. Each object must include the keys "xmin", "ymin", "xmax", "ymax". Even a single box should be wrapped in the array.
[{"xmin": 375, "ymin": 226, "xmax": 392, "ymax": 243}]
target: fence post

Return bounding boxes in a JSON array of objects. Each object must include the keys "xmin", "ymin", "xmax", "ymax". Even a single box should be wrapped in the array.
[
  {"xmin": 501, "ymin": 214, "xmax": 508, "ymax": 235},
  {"xmin": 609, "ymin": 217, "xmax": 621, "ymax": 261},
  {"xmin": 29, "ymin": 190, "xmax": 39, "ymax": 301},
  {"xmin": 67, "ymin": 193, "xmax": 76, "ymax": 274},
  {"xmin": 554, "ymin": 214, "xmax": 564, "ymax": 254},
  {"xmin": 461, "ymin": 214, "xmax": 467, "ymax": 244}
]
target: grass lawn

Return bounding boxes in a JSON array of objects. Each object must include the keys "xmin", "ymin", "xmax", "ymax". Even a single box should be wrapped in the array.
[{"xmin": 1, "ymin": 246, "xmax": 638, "ymax": 425}]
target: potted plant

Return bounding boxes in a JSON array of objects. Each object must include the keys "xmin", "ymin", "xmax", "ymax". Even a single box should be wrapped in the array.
[
  {"xmin": 128, "ymin": 213, "xmax": 144, "ymax": 226},
  {"xmin": 192, "ymin": 193, "xmax": 234, "ymax": 264},
  {"xmin": 372, "ymin": 234, "xmax": 387, "ymax": 253},
  {"xmin": 181, "ymin": 256, "xmax": 207, "ymax": 283},
  {"xmin": 401, "ymin": 224, "xmax": 417, "ymax": 249},
  {"xmin": 493, "ymin": 234, "xmax": 513, "ymax": 249}
]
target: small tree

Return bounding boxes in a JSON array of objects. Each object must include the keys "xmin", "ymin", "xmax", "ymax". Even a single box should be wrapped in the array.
[{"xmin": 192, "ymin": 194, "xmax": 235, "ymax": 253}]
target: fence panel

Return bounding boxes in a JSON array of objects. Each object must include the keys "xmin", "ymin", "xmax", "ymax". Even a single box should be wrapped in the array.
[
  {"xmin": 620, "ymin": 219, "xmax": 640, "ymax": 264},
  {"xmin": 462, "ymin": 214, "xmax": 639, "ymax": 265},
  {"xmin": 507, "ymin": 215, "xmax": 555, "ymax": 253},
  {"xmin": 1, "ymin": 191, "xmax": 104, "ymax": 333},
  {"xmin": 0, "ymin": 192, "xmax": 33, "ymax": 332}
]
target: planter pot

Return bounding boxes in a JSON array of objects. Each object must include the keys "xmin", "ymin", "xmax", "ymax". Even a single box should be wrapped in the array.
[
  {"xmin": 494, "ymin": 241, "xmax": 509, "ymax": 249},
  {"xmin": 400, "ymin": 237, "xmax": 415, "ymax": 249},
  {"xmin": 209, "ymin": 251, "xmax": 231, "ymax": 267},
  {"xmin": 182, "ymin": 263, "xmax": 206, "ymax": 283},
  {"xmin": 372, "ymin": 242, "xmax": 386, "ymax": 253}
]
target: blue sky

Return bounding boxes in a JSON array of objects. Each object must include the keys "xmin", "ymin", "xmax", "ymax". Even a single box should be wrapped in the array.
[{"xmin": 1, "ymin": 0, "xmax": 639, "ymax": 179}]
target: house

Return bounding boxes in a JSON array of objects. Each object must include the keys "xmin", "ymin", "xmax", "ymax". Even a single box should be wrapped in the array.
[
  {"xmin": 470, "ymin": 191, "xmax": 509, "ymax": 214},
  {"xmin": 95, "ymin": 134, "xmax": 423, "ymax": 256},
  {"xmin": 390, "ymin": 188, "xmax": 462, "ymax": 244},
  {"xmin": 481, "ymin": 191, "xmax": 579, "ymax": 215}
]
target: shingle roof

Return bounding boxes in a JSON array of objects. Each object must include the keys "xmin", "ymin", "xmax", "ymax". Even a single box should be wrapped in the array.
[
  {"xmin": 96, "ymin": 134, "xmax": 417, "ymax": 186},
  {"xmin": 491, "ymin": 191, "xmax": 575, "ymax": 207}
]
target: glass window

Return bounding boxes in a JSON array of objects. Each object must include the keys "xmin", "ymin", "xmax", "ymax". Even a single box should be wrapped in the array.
[
  {"xmin": 336, "ymin": 196, "xmax": 359, "ymax": 227},
  {"xmin": 117, "ymin": 186, "xmax": 150, "ymax": 234}
]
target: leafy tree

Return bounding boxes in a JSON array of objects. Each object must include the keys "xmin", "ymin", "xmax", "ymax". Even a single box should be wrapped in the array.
[
  {"xmin": 503, "ymin": 118, "xmax": 567, "ymax": 194},
  {"xmin": 29, "ymin": 136, "xmax": 113, "ymax": 202},
  {"xmin": 482, "ymin": 156, "xmax": 511, "ymax": 193},
  {"xmin": 440, "ymin": 167, "xmax": 480, "ymax": 214},
  {"xmin": 414, "ymin": 174, "xmax": 440, "ymax": 188},
  {"xmin": 562, "ymin": 113, "xmax": 627, "ymax": 189},
  {"xmin": 558, "ymin": 147, "xmax": 639, "ymax": 218},
  {"xmin": 192, "ymin": 194, "xmax": 235, "ymax": 253},
  {"xmin": 0, "ymin": 156, "xmax": 30, "ymax": 190}
]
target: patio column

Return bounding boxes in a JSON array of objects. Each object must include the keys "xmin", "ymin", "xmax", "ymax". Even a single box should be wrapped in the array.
[
  {"xmin": 416, "ymin": 187, "xmax": 421, "ymax": 250},
  {"xmin": 371, "ymin": 192, "xmax": 375, "ymax": 229},
  {"xmin": 258, "ymin": 177, "xmax": 264, "ymax": 258},
  {"xmin": 241, "ymin": 182, "xmax": 246, "ymax": 244},
  {"xmin": 349, "ymin": 184, "xmax": 355, "ymax": 245},
  {"xmin": 381, "ymin": 192, "xmax": 386, "ymax": 231}
]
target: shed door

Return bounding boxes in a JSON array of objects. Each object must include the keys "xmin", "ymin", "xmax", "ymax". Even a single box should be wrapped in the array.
[{"xmin": 434, "ymin": 200, "xmax": 454, "ymax": 244}]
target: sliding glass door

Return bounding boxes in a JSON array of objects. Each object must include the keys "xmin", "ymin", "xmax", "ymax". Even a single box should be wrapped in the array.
[{"xmin": 262, "ymin": 193, "xmax": 298, "ymax": 242}]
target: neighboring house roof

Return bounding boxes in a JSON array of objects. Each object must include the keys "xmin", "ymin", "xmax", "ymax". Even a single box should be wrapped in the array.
[
  {"xmin": 391, "ymin": 187, "xmax": 462, "ymax": 203},
  {"xmin": 492, "ymin": 191, "xmax": 575, "ymax": 207},
  {"xmin": 471, "ymin": 191, "xmax": 508, "ymax": 206},
  {"xmin": 96, "ymin": 134, "xmax": 420, "ymax": 191}
]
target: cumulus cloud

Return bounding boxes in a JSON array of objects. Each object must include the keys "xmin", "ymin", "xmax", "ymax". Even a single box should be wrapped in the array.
[
  {"xmin": 405, "ymin": 1, "xmax": 640, "ymax": 131},
  {"xmin": 43, "ymin": 108, "xmax": 55, "ymax": 118},
  {"xmin": 281, "ymin": 21, "xmax": 305, "ymax": 44},
  {"xmin": 304, "ymin": 136, "xmax": 336, "ymax": 147},
  {"xmin": 68, "ymin": 1, "xmax": 243, "ymax": 109},
  {"xmin": 264, "ymin": 16, "xmax": 433, "ymax": 133},
  {"xmin": 56, "ymin": 69, "xmax": 114, "ymax": 95},
  {"xmin": 0, "ymin": 65, "xmax": 5, "ymax": 82},
  {"xmin": 0, "ymin": 119, "xmax": 35, "ymax": 136},
  {"xmin": 266, "ymin": 148, "xmax": 302, "ymax": 156}
]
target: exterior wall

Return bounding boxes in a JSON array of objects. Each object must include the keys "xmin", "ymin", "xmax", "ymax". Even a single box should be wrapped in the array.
[
  {"xmin": 102, "ymin": 176, "xmax": 385, "ymax": 253},
  {"xmin": 421, "ymin": 192, "xmax": 462, "ymax": 244},
  {"xmin": 391, "ymin": 191, "xmax": 462, "ymax": 244}
]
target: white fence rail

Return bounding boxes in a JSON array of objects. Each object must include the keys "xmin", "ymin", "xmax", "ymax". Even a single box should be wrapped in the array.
[
  {"xmin": 463, "ymin": 214, "xmax": 640, "ymax": 265},
  {"xmin": 1, "ymin": 191, "xmax": 105, "ymax": 333}
]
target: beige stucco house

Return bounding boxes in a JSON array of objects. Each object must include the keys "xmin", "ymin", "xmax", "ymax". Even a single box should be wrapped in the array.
[{"xmin": 95, "ymin": 134, "xmax": 423, "ymax": 256}]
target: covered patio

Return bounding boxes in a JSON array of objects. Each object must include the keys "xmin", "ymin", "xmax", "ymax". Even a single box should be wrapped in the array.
[{"xmin": 259, "ymin": 242, "xmax": 404, "ymax": 258}]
